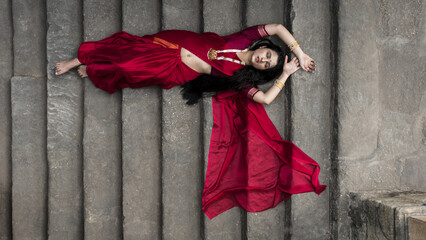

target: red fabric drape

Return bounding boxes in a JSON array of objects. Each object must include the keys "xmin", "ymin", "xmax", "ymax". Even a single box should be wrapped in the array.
[
  {"xmin": 202, "ymin": 91, "xmax": 326, "ymax": 219},
  {"xmin": 78, "ymin": 31, "xmax": 201, "ymax": 93}
]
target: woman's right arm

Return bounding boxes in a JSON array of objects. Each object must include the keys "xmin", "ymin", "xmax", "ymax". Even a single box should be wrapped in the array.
[{"xmin": 251, "ymin": 56, "xmax": 300, "ymax": 105}]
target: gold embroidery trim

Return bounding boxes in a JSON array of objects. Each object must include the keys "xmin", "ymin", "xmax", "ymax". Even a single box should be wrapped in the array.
[
  {"xmin": 258, "ymin": 25, "xmax": 268, "ymax": 37},
  {"xmin": 248, "ymin": 88, "xmax": 260, "ymax": 98},
  {"xmin": 153, "ymin": 37, "xmax": 179, "ymax": 49}
]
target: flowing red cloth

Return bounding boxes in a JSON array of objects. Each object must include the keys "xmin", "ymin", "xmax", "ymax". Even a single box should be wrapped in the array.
[
  {"xmin": 202, "ymin": 91, "xmax": 327, "ymax": 219},
  {"xmin": 78, "ymin": 31, "xmax": 202, "ymax": 93}
]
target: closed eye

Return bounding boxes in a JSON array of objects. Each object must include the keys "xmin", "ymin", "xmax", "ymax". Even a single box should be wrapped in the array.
[
  {"xmin": 265, "ymin": 62, "xmax": 270, "ymax": 68},
  {"xmin": 267, "ymin": 51, "xmax": 271, "ymax": 59}
]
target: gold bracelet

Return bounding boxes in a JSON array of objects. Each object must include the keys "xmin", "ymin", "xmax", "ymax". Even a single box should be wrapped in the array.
[
  {"xmin": 288, "ymin": 41, "xmax": 299, "ymax": 52},
  {"xmin": 274, "ymin": 80, "xmax": 284, "ymax": 90}
]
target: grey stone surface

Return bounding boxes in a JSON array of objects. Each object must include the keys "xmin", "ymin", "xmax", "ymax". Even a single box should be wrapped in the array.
[
  {"xmin": 83, "ymin": 0, "xmax": 122, "ymax": 239},
  {"xmin": 0, "ymin": 0, "xmax": 12, "ymax": 239},
  {"xmin": 11, "ymin": 76, "xmax": 47, "ymax": 240},
  {"xmin": 2, "ymin": 1, "xmax": 425, "ymax": 239},
  {"xmin": 337, "ymin": 0, "xmax": 380, "ymax": 160},
  {"xmin": 336, "ymin": 1, "xmax": 425, "ymax": 239},
  {"xmin": 122, "ymin": 1, "xmax": 162, "ymax": 239},
  {"xmin": 336, "ymin": 1, "xmax": 379, "ymax": 239},
  {"xmin": 163, "ymin": 0, "xmax": 201, "ymax": 31},
  {"xmin": 12, "ymin": 0, "xmax": 46, "ymax": 77},
  {"xmin": 246, "ymin": 1, "xmax": 287, "ymax": 239},
  {"xmin": 291, "ymin": 1, "xmax": 331, "ymax": 239},
  {"xmin": 376, "ymin": 0, "xmax": 425, "ymax": 194},
  {"xmin": 349, "ymin": 191, "xmax": 426, "ymax": 240},
  {"xmin": 203, "ymin": 1, "xmax": 243, "ymax": 239},
  {"xmin": 161, "ymin": 1, "xmax": 203, "ymax": 239},
  {"xmin": 46, "ymin": 0, "xmax": 84, "ymax": 239}
]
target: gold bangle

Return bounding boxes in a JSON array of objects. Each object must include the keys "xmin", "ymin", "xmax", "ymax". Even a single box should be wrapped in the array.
[
  {"xmin": 288, "ymin": 41, "xmax": 299, "ymax": 51},
  {"xmin": 274, "ymin": 80, "xmax": 284, "ymax": 90}
]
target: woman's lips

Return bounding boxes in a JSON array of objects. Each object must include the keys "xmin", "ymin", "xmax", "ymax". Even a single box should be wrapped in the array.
[{"xmin": 256, "ymin": 56, "xmax": 259, "ymax": 63}]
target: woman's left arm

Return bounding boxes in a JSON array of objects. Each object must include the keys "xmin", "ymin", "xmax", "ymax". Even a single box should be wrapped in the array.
[{"xmin": 265, "ymin": 24, "xmax": 316, "ymax": 73}]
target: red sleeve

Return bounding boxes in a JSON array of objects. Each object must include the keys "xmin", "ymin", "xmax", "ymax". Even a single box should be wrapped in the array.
[
  {"xmin": 223, "ymin": 25, "xmax": 270, "ymax": 42},
  {"xmin": 242, "ymin": 86, "xmax": 260, "ymax": 99}
]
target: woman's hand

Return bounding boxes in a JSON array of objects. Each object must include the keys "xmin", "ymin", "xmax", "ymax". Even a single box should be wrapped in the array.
[
  {"xmin": 297, "ymin": 53, "xmax": 316, "ymax": 73},
  {"xmin": 283, "ymin": 55, "xmax": 301, "ymax": 77}
]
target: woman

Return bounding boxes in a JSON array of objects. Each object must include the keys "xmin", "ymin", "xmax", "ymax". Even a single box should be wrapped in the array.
[
  {"xmin": 55, "ymin": 24, "xmax": 326, "ymax": 219},
  {"xmin": 55, "ymin": 24, "xmax": 316, "ymax": 104}
]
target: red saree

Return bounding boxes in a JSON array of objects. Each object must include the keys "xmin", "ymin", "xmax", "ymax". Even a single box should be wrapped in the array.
[
  {"xmin": 77, "ymin": 26, "xmax": 327, "ymax": 219},
  {"xmin": 202, "ymin": 91, "xmax": 326, "ymax": 219}
]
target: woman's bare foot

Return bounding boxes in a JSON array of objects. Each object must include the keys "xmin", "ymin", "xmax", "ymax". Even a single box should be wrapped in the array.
[
  {"xmin": 55, "ymin": 58, "xmax": 81, "ymax": 75},
  {"xmin": 77, "ymin": 65, "xmax": 88, "ymax": 78}
]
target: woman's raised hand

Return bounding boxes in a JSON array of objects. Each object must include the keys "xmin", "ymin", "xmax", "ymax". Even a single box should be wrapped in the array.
[
  {"xmin": 297, "ymin": 53, "xmax": 316, "ymax": 73},
  {"xmin": 283, "ymin": 55, "xmax": 301, "ymax": 77}
]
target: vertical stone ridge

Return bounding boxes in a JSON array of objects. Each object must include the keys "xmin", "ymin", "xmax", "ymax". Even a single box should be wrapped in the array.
[
  {"xmin": 241, "ymin": 211, "xmax": 247, "ymax": 240},
  {"xmin": 80, "ymin": 90, "xmax": 85, "ymax": 240},
  {"xmin": 283, "ymin": 2, "xmax": 293, "ymax": 240},
  {"xmin": 283, "ymin": 0, "xmax": 293, "ymax": 139},
  {"xmin": 199, "ymin": 88, "xmax": 205, "ymax": 240},
  {"xmin": 118, "ymin": 3, "xmax": 124, "ymax": 240},
  {"xmin": 199, "ymin": 0, "xmax": 204, "ymax": 33},
  {"xmin": 329, "ymin": 0, "xmax": 340, "ymax": 239},
  {"xmin": 199, "ymin": 2, "xmax": 205, "ymax": 238},
  {"xmin": 0, "ymin": 0, "xmax": 13, "ymax": 238},
  {"xmin": 159, "ymin": 93, "xmax": 164, "ymax": 240},
  {"xmin": 10, "ymin": 0, "xmax": 14, "ymax": 75},
  {"xmin": 119, "ymin": 88, "xmax": 124, "ymax": 239},
  {"xmin": 80, "ymin": 2, "xmax": 86, "ymax": 239},
  {"xmin": 8, "ymin": 85, "xmax": 12, "ymax": 240},
  {"xmin": 43, "ymin": 1, "xmax": 49, "ymax": 238},
  {"xmin": 9, "ymin": 0, "xmax": 14, "ymax": 236},
  {"xmin": 158, "ymin": 3, "xmax": 164, "ymax": 239},
  {"xmin": 241, "ymin": 0, "xmax": 247, "ymax": 28},
  {"xmin": 8, "ymin": 0, "xmax": 13, "ymax": 219}
]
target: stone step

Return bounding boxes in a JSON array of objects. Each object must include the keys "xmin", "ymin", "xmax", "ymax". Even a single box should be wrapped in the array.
[
  {"xmin": 349, "ymin": 191, "xmax": 426, "ymax": 240},
  {"xmin": 202, "ymin": 1, "xmax": 244, "ymax": 239},
  {"xmin": 245, "ymin": 1, "xmax": 287, "ymax": 239},
  {"xmin": 121, "ymin": 0, "xmax": 162, "ymax": 239},
  {"xmin": 11, "ymin": 76, "xmax": 47, "ymax": 240},
  {"xmin": 82, "ymin": 0, "xmax": 122, "ymax": 239},
  {"xmin": 0, "ymin": 0, "xmax": 13, "ymax": 238},
  {"xmin": 13, "ymin": 0, "xmax": 46, "ymax": 77},
  {"xmin": 11, "ymin": 0, "xmax": 47, "ymax": 239},
  {"xmin": 46, "ymin": 0, "xmax": 84, "ymax": 239},
  {"xmin": 290, "ymin": 1, "xmax": 331, "ymax": 239},
  {"xmin": 161, "ymin": 1, "xmax": 203, "ymax": 239}
]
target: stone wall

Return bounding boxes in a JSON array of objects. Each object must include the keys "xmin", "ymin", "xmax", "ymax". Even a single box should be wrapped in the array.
[{"xmin": 335, "ymin": 0, "xmax": 425, "ymax": 238}]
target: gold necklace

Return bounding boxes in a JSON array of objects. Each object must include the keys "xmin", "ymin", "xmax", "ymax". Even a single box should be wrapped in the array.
[{"xmin": 207, "ymin": 48, "xmax": 248, "ymax": 65}]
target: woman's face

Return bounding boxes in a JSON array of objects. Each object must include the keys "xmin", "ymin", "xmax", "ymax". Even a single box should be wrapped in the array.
[{"xmin": 251, "ymin": 47, "xmax": 279, "ymax": 70}]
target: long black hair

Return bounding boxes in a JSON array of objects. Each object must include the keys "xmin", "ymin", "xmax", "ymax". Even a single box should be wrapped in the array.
[{"xmin": 181, "ymin": 38, "xmax": 285, "ymax": 105}]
